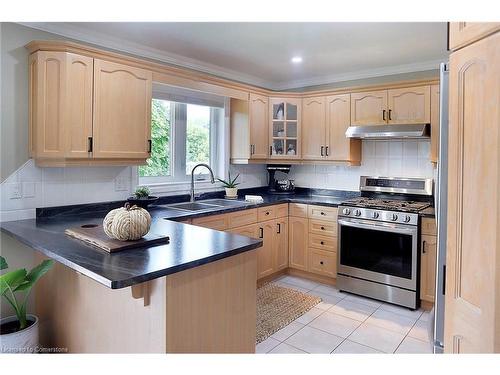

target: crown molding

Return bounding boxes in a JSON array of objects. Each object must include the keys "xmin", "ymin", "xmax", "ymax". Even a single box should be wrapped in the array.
[
  {"xmin": 18, "ymin": 22, "xmax": 444, "ymax": 92},
  {"xmin": 270, "ymin": 59, "xmax": 445, "ymax": 91},
  {"xmin": 18, "ymin": 22, "xmax": 273, "ymax": 89}
]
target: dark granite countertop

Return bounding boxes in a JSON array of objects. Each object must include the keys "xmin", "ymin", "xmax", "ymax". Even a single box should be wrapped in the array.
[
  {"xmin": 1, "ymin": 187, "xmax": 435, "ymax": 290},
  {"xmin": 0, "ymin": 214, "xmax": 262, "ymax": 289}
]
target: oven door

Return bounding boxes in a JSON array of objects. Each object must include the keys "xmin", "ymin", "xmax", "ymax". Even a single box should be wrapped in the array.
[{"xmin": 337, "ymin": 217, "xmax": 418, "ymax": 290}]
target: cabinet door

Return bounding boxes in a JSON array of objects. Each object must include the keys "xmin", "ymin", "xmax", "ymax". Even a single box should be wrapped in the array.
[
  {"xmin": 288, "ymin": 216, "xmax": 308, "ymax": 271},
  {"xmin": 449, "ymin": 22, "xmax": 500, "ymax": 51},
  {"xmin": 301, "ymin": 96, "xmax": 326, "ymax": 160},
  {"xmin": 93, "ymin": 59, "xmax": 152, "ymax": 159},
  {"xmin": 30, "ymin": 51, "xmax": 67, "ymax": 159},
  {"xmin": 420, "ymin": 235, "xmax": 437, "ymax": 303},
  {"xmin": 387, "ymin": 86, "xmax": 431, "ymax": 125},
  {"xmin": 326, "ymin": 94, "xmax": 360, "ymax": 162},
  {"xmin": 273, "ymin": 218, "xmax": 288, "ymax": 271},
  {"xmin": 249, "ymin": 93, "xmax": 269, "ymax": 159},
  {"xmin": 350, "ymin": 90, "xmax": 388, "ymax": 125},
  {"xmin": 65, "ymin": 53, "xmax": 93, "ymax": 158},
  {"xmin": 430, "ymin": 84, "xmax": 440, "ymax": 164},
  {"xmin": 445, "ymin": 32, "xmax": 499, "ymax": 353},
  {"xmin": 257, "ymin": 221, "xmax": 275, "ymax": 279},
  {"xmin": 308, "ymin": 249, "xmax": 336, "ymax": 278},
  {"xmin": 269, "ymin": 98, "xmax": 301, "ymax": 159},
  {"xmin": 228, "ymin": 223, "xmax": 259, "ymax": 238}
]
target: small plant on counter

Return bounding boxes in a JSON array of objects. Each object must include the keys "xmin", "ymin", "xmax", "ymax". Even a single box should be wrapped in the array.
[
  {"xmin": 0, "ymin": 255, "xmax": 53, "ymax": 336},
  {"xmin": 134, "ymin": 186, "xmax": 151, "ymax": 199},
  {"xmin": 217, "ymin": 172, "xmax": 240, "ymax": 198}
]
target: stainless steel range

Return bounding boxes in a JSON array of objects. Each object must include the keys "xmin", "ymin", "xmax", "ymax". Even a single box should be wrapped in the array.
[{"xmin": 337, "ymin": 176, "xmax": 433, "ymax": 309}]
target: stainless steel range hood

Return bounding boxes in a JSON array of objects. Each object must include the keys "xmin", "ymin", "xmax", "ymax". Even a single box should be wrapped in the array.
[{"xmin": 345, "ymin": 124, "xmax": 430, "ymax": 139}]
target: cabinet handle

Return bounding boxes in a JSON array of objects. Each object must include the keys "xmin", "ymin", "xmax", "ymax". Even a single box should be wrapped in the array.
[
  {"xmin": 250, "ymin": 145, "xmax": 253, "ymax": 155},
  {"xmin": 422, "ymin": 240, "xmax": 427, "ymax": 254},
  {"xmin": 320, "ymin": 261, "xmax": 324, "ymax": 265},
  {"xmin": 325, "ymin": 146, "xmax": 329, "ymax": 156},
  {"xmin": 269, "ymin": 146, "xmax": 273, "ymax": 155},
  {"xmin": 259, "ymin": 227, "xmax": 263, "ymax": 239},
  {"xmin": 277, "ymin": 223, "xmax": 281, "ymax": 234},
  {"xmin": 320, "ymin": 146, "xmax": 324, "ymax": 156},
  {"xmin": 147, "ymin": 140, "xmax": 152, "ymax": 153},
  {"xmin": 87, "ymin": 137, "xmax": 93, "ymax": 153},
  {"xmin": 388, "ymin": 109, "xmax": 392, "ymax": 121},
  {"xmin": 382, "ymin": 109, "xmax": 386, "ymax": 121}
]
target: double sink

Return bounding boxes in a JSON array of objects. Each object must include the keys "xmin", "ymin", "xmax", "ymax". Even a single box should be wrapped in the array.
[{"xmin": 160, "ymin": 198, "xmax": 251, "ymax": 213}]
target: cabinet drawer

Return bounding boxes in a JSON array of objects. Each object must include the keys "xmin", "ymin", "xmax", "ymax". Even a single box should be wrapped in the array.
[
  {"xmin": 228, "ymin": 209, "xmax": 258, "ymax": 228},
  {"xmin": 308, "ymin": 249, "xmax": 337, "ymax": 278},
  {"xmin": 308, "ymin": 205, "xmax": 338, "ymax": 222},
  {"xmin": 192, "ymin": 214, "xmax": 229, "ymax": 230},
  {"xmin": 309, "ymin": 219, "xmax": 337, "ymax": 237},
  {"xmin": 309, "ymin": 234, "xmax": 337, "ymax": 252},
  {"xmin": 289, "ymin": 203, "xmax": 308, "ymax": 218},
  {"xmin": 257, "ymin": 204, "xmax": 287, "ymax": 221},
  {"xmin": 421, "ymin": 217, "xmax": 436, "ymax": 236}
]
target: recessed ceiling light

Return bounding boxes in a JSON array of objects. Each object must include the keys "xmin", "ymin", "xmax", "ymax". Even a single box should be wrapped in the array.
[{"xmin": 291, "ymin": 56, "xmax": 303, "ymax": 64}]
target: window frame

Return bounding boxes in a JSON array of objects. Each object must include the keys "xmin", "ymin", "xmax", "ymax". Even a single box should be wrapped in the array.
[{"xmin": 138, "ymin": 97, "xmax": 224, "ymax": 189}]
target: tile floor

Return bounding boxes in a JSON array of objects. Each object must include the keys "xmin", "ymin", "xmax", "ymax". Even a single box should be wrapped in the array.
[{"xmin": 256, "ymin": 275, "xmax": 433, "ymax": 354}]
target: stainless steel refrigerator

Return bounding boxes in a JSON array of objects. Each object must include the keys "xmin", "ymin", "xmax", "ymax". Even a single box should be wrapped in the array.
[{"xmin": 431, "ymin": 62, "xmax": 449, "ymax": 354}]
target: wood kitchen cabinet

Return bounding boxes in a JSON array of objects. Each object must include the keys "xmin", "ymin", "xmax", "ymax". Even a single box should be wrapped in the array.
[
  {"xmin": 256, "ymin": 221, "xmax": 275, "ymax": 279},
  {"xmin": 420, "ymin": 234, "xmax": 437, "ymax": 303},
  {"xmin": 269, "ymin": 98, "xmax": 301, "ymax": 159},
  {"xmin": 430, "ymin": 84, "xmax": 440, "ymax": 164},
  {"xmin": 444, "ymin": 29, "xmax": 500, "ymax": 353},
  {"xmin": 249, "ymin": 93, "xmax": 269, "ymax": 159},
  {"xmin": 350, "ymin": 90, "xmax": 388, "ymax": 125},
  {"xmin": 351, "ymin": 86, "xmax": 430, "ymax": 126},
  {"xmin": 93, "ymin": 59, "xmax": 152, "ymax": 160},
  {"xmin": 288, "ymin": 216, "xmax": 308, "ymax": 271},
  {"xmin": 449, "ymin": 22, "xmax": 500, "ymax": 51},
  {"xmin": 302, "ymin": 96, "xmax": 326, "ymax": 160},
  {"xmin": 387, "ymin": 86, "xmax": 430, "ymax": 124},
  {"xmin": 273, "ymin": 218, "xmax": 288, "ymax": 271},
  {"xmin": 29, "ymin": 50, "xmax": 153, "ymax": 166}
]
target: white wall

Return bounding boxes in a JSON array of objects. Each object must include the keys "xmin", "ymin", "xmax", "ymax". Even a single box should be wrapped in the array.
[{"xmin": 288, "ymin": 140, "xmax": 434, "ymax": 191}]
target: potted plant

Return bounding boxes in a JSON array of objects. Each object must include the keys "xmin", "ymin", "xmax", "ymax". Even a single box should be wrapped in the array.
[
  {"xmin": 217, "ymin": 172, "xmax": 240, "ymax": 199},
  {"xmin": 0, "ymin": 256, "xmax": 54, "ymax": 353},
  {"xmin": 127, "ymin": 186, "xmax": 158, "ymax": 208}
]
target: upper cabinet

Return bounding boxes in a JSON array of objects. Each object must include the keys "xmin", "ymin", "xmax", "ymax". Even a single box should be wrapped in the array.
[
  {"xmin": 350, "ymin": 90, "xmax": 388, "ymax": 125},
  {"xmin": 29, "ymin": 51, "xmax": 152, "ymax": 166},
  {"xmin": 269, "ymin": 98, "xmax": 301, "ymax": 159},
  {"xmin": 302, "ymin": 97, "xmax": 326, "ymax": 160},
  {"xmin": 449, "ymin": 22, "xmax": 500, "ymax": 51},
  {"xmin": 387, "ymin": 86, "xmax": 431, "ymax": 124},
  {"xmin": 93, "ymin": 59, "xmax": 152, "ymax": 160},
  {"xmin": 249, "ymin": 94, "xmax": 269, "ymax": 159},
  {"xmin": 351, "ymin": 86, "xmax": 430, "ymax": 126}
]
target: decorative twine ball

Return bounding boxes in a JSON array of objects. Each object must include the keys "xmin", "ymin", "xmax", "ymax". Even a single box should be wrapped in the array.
[{"xmin": 103, "ymin": 203, "xmax": 152, "ymax": 241}]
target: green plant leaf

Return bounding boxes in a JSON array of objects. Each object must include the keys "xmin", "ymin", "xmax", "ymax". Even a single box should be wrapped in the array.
[
  {"xmin": 0, "ymin": 269, "xmax": 27, "ymax": 295},
  {"xmin": 0, "ymin": 256, "xmax": 7, "ymax": 270},
  {"xmin": 14, "ymin": 260, "xmax": 54, "ymax": 292}
]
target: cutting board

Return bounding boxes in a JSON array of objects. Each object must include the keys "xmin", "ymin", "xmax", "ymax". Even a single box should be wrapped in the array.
[{"xmin": 65, "ymin": 224, "xmax": 169, "ymax": 253}]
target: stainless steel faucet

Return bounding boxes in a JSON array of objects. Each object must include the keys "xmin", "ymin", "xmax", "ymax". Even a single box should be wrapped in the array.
[{"xmin": 190, "ymin": 163, "xmax": 216, "ymax": 202}]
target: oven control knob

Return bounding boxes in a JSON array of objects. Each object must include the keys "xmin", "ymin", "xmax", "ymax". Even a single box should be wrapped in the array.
[
  {"xmin": 353, "ymin": 209, "xmax": 361, "ymax": 217},
  {"xmin": 372, "ymin": 211, "xmax": 379, "ymax": 219},
  {"xmin": 403, "ymin": 215, "xmax": 411, "ymax": 223},
  {"xmin": 390, "ymin": 213, "xmax": 398, "ymax": 221},
  {"xmin": 342, "ymin": 208, "xmax": 351, "ymax": 215}
]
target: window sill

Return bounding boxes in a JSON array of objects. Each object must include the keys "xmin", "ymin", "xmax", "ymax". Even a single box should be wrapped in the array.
[{"xmin": 143, "ymin": 180, "xmax": 224, "ymax": 196}]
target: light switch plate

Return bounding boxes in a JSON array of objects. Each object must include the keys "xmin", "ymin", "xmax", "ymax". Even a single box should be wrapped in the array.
[
  {"xmin": 23, "ymin": 182, "xmax": 36, "ymax": 198},
  {"xmin": 9, "ymin": 183, "xmax": 22, "ymax": 199}
]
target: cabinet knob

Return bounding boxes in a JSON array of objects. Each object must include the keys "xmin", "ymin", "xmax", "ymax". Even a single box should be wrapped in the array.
[
  {"xmin": 320, "ymin": 261, "xmax": 324, "ymax": 265},
  {"xmin": 320, "ymin": 212, "xmax": 325, "ymax": 216},
  {"xmin": 320, "ymin": 241, "xmax": 324, "ymax": 245},
  {"xmin": 321, "ymin": 226, "xmax": 325, "ymax": 230}
]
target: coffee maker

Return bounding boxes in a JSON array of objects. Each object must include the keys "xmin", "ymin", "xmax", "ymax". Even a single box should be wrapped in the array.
[{"xmin": 267, "ymin": 164, "xmax": 295, "ymax": 194}]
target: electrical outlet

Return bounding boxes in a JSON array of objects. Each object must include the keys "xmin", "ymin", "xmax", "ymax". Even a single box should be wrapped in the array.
[
  {"xmin": 9, "ymin": 183, "xmax": 22, "ymax": 199},
  {"xmin": 23, "ymin": 182, "xmax": 36, "ymax": 198},
  {"xmin": 114, "ymin": 177, "xmax": 129, "ymax": 192}
]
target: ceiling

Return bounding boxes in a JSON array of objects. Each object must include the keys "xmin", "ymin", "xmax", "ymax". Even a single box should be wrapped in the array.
[{"xmin": 24, "ymin": 22, "xmax": 449, "ymax": 90}]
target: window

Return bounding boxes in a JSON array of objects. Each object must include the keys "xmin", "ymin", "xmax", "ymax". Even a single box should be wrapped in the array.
[{"xmin": 139, "ymin": 92, "xmax": 224, "ymax": 187}]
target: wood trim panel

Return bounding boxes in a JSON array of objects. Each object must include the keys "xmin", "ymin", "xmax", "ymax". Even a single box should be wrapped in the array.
[
  {"xmin": 228, "ymin": 208, "xmax": 258, "ymax": 228},
  {"xmin": 192, "ymin": 214, "xmax": 229, "ymax": 230},
  {"xmin": 421, "ymin": 217, "xmax": 437, "ymax": 236}
]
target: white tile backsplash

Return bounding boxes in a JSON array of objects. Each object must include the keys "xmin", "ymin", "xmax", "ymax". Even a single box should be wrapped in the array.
[{"xmin": 289, "ymin": 140, "xmax": 434, "ymax": 191}]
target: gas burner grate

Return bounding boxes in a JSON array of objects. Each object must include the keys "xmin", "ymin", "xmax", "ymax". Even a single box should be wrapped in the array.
[{"xmin": 342, "ymin": 197, "xmax": 431, "ymax": 213}]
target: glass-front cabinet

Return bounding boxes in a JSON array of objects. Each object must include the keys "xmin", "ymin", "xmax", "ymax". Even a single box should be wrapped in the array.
[{"xmin": 269, "ymin": 98, "xmax": 301, "ymax": 159}]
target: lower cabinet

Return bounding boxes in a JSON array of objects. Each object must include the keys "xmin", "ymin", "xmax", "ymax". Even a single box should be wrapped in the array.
[
  {"xmin": 420, "ymin": 234, "xmax": 437, "ymax": 302},
  {"xmin": 288, "ymin": 216, "xmax": 308, "ymax": 271},
  {"xmin": 273, "ymin": 218, "xmax": 288, "ymax": 271},
  {"xmin": 308, "ymin": 249, "xmax": 337, "ymax": 278}
]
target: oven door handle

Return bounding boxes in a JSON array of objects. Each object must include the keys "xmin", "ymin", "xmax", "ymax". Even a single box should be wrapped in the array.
[{"xmin": 338, "ymin": 219, "xmax": 417, "ymax": 235}]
